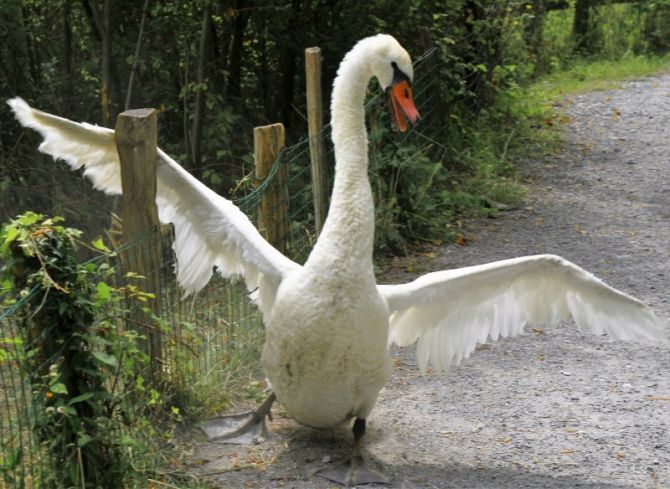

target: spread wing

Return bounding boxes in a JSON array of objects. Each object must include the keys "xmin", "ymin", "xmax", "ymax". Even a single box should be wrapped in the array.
[
  {"xmin": 8, "ymin": 97, "xmax": 300, "ymax": 316},
  {"xmin": 379, "ymin": 254, "xmax": 665, "ymax": 371}
]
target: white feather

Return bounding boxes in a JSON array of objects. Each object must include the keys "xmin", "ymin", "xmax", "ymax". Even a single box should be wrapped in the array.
[
  {"xmin": 7, "ymin": 97, "xmax": 300, "ymax": 317},
  {"xmin": 380, "ymin": 254, "xmax": 665, "ymax": 371}
]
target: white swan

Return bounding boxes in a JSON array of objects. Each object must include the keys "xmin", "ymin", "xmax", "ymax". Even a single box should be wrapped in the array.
[{"xmin": 8, "ymin": 34, "xmax": 665, "ymax": 486}]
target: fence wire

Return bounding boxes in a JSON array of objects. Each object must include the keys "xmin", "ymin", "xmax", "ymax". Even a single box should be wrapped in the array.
[{"xmin": 0, "ymin": 47, "xmax": 442, "ymax": 486}]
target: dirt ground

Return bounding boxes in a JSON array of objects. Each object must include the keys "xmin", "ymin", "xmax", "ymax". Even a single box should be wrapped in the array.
[{"xmin": 186, "ymin": 74, "xmax": 670, "ymax": 488}]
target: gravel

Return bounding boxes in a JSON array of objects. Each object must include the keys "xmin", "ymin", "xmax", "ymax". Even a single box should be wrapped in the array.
[{"xmin": 188, "ymin": 74, "xmax": 670, "ymax": 488}]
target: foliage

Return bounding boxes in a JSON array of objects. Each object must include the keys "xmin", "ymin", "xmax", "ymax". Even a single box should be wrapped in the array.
[
  {"xmin": 0, "ymin": 212, "xmax": 198, "ymax": 488},
  {"xmin": 0, "ymin": 3, "xmax": 669, "ymax": 484},
  {"xmin": 641, "ymin": 0, "xmax": 670, "ymax": 53},
  {"xmin": 0, "ymin": 213, "xmax": 133, "ymax": 486},
  {"xmin": 2, "ymin": 1, "xmax": 669, "ymax": 251}
]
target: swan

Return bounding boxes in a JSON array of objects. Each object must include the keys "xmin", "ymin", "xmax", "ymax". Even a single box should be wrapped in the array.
[{"xmin": 7, "ymin": 34, "xmax": 665, "ymax": 486}]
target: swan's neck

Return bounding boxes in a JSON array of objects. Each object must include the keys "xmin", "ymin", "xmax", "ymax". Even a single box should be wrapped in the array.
[{"xmin": 306, "ymin": 47, "xmax": 375, "ymax": 273}]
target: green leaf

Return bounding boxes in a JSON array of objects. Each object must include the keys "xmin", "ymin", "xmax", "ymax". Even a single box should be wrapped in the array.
[
  {"xmin": 96, "ymin": 281, "xmax": 112, "ymax": 301},
  {"xmin": 118, "ymin": 434, "xmax": 136, "ymax": 446},
  {"xmin": 0, "ymin": 446, "xmax": 22, "ymax": 470},
  {"xmin": 1, "ymin": 336, "xmax": 23, "ymax": 346},
  {"xmin": 0, "ymin": 226, "xmax": 19, "ymax": 253},
  {"xmin": 69, "ymin": 392, "xmax": 95, "ymax": 405},
  {"xmin": 60, "ymin": 406, "xmax": 77, "ymax": 416},
  {"xmin": 0, "ymin": 278, "xmax": 13, "ymax": 292},
  {"xmin": 92, "ymin": 351, "xmax": 118, "ymax": 368},
  {"xmin": 18, "ymin": 212, "xmax": 41, "ymax": 227},
  {"xmin": 49, "ymin": 383, "xmax": 68, "ymax": 394},
  {"xmin": 91, "ymin": 237, "xmax": 111, "ymax": 253},
  {"xmin": 77, "ymin": 433, "xmax": 93, "ymax": 447}
]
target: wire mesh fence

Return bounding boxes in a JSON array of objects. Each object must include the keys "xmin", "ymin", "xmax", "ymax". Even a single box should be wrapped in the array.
[{"xmin": 0, "ymin": 47, "xmax": 442, "ymax": 486}]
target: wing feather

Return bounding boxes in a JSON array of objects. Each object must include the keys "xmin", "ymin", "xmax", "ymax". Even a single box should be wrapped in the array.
[
  {"xmin": 379, "ymin": 254, "xmax": 665, "ymax": 371},
  {"xmin": 8, "ymin": 97, "xmax": 300, "ymax": 316}
]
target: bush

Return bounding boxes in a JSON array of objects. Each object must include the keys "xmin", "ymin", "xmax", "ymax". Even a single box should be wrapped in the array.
[{"xmin": 0, "ymin": 213, "xmax": 175, "ymax": 487}]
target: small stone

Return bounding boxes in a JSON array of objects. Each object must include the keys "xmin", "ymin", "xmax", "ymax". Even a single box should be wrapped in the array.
[{"xmin": 322, "ymin": 455, "xmax": 332, "ymax": 464}]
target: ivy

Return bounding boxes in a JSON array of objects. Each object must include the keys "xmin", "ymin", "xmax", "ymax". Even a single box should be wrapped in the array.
[{"xmin": 0, "ymin": 213, "xmax": 148, "ymax": 488}]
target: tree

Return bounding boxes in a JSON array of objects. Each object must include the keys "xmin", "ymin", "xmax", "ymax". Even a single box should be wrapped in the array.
[
  {"xmin": 524, "ymin": 0, "xmax": 548, "ymax": 74},
  {"xmin": 87, "ymin": 0, "xmax": 113, "ymax": 126},
  {"xmin": 191, "ymin": 1, "xmax": 213, "ymax": 169},
  {"xmin": 573, "ymin": 0, "xmax": 593, "ymax": 54}
]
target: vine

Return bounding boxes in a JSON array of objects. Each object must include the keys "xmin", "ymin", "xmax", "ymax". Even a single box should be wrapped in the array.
[{"xmin": 0, "ymin": 212, "xmax": 144, "ymax": 488}]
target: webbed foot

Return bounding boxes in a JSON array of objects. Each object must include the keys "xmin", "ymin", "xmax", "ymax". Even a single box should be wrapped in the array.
[
  {"xmin": 316, "ymin": 418, "xmax": 390, "ymax": 486},
  {"xmin": 317, "ymin": 454, "xmax": 389, "ymax": 486},
  {"xmin": 199, "ymin": 392, "xmax": 275, "ymax": 444}
]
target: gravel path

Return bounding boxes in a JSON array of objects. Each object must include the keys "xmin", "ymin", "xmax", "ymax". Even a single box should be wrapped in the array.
[{"xmin": 188, "ymin": 75, "xmax": 670, "ymax": 488}]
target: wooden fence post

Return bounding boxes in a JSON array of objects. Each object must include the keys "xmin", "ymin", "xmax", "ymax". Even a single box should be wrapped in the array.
[
  {"xmin": 254, "ymin": 123, "xmax": 288, "ymax": 253},
  {"xmin": 115, "ymin": 108, "xmax": 162, "ymax": 377},
  {"xmin": 305, "ymin": 47, "xmax": 328, "ymax": 236}
]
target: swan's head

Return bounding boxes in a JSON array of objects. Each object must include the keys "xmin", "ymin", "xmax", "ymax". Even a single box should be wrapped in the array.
[{"xmin": 367, "ymin": 34, "xmax": 420, "ymax": 132}]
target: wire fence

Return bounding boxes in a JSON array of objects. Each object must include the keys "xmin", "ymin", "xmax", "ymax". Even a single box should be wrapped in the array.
[{"xmin": 0, "ymin": 47, "xmax": 443, "ymax": 486}]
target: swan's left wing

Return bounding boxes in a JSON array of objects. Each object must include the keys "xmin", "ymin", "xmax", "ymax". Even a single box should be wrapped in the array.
[
  {"xmin": 8, "ymin": 97, "xmax": 300, "ymax": 317},
  {"xmin": 379, "ymin": 254, "xmax": 665, "ymax": 371}
]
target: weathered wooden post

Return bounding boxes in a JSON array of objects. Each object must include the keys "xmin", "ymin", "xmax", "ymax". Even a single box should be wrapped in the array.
[
  {"xmin": 254, "ymin": 123, "xmax": 289, "ymax": 254},
  {"xmin": 114, "ymin": 108, "xmax": 162, "ymax": 376},
  {"xmin": 305, "ymin": 47, "xmax": 329, "ymax": 236}
]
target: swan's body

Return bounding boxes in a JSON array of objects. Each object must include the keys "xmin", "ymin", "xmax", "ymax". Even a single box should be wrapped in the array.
[
  {"xmin": 262, "ymin": 36, "xmax": 400, "ymax": 426},
  {"xmin": 265, "ymin": 271, "xmax": 390, "ymax": 427},
  {"xmin": 7, "ymin": 34, "xmax": 666, "ymax": 482}
]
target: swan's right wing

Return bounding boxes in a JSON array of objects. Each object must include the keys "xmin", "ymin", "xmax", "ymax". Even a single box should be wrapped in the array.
[
  {"xmin": 8, "ymin": 97, "xmax": 300, "ymax": 316},
  {"xmin": 379, "ymin": 254, "xmax": 665, "ymax": 371}
]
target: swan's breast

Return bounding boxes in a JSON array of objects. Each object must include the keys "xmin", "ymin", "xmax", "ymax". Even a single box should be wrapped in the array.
[{"xmin": 261, "ymin": 272, "xmax": 391, "ymax": 428}]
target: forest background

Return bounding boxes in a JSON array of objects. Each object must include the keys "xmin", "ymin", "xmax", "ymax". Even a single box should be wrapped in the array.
[
  {"xmin": 1, "ymin": 1, "xmax": 670, "ymax": 487},
  {"xmin": 2, "ymin": 0, "xmax": 670, "ymax": 253}
]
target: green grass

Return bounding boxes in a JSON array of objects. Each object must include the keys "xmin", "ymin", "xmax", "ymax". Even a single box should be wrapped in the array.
[
  {"xmin": 543, "ymin": 3, "xmax": 650, "ymax": 68},
  {"xmin": 505, "ymin": 53, "xmax": 670, "ymax": 163},
  {"xmin": 529, "ymin": 54, "xmax": 670, "ymax": 103}
]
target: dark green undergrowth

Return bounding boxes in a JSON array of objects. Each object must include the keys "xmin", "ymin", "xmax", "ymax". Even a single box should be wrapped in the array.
[
  {"xmin": 2, "ymin": 3, "xmax": 670, "ymax": 484},
  {"xmin": 3, "ymin": 1, "xmax": 670, "ymax": 256},
  {"xmin": 0, "ymin": 213, "xmax": 210, "ymax": 488},
  {"xmin": 371, "ymin": 0, "xmax": 670, "ymax": 254}
]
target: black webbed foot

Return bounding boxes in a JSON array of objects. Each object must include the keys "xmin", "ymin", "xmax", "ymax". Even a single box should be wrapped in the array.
[{"xmin": 316, "ymin": 418, "xmax": 390, "ymax": 486}]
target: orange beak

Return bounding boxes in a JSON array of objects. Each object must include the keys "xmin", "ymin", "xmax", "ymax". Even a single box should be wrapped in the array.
[{"xmin": 387, "ymin": 80, "xmax": 420, "ymax": 132}]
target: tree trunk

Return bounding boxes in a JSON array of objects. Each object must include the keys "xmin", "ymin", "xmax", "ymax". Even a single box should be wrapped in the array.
[
  {"xmin": 101, "ymin": 0, "xmax": 112, "ymax": 126},
  {"xmin": 63, "ymin": 0, "xmax": 74, "ymax": 111},
  {"xmin": 524, "ymin": 0, "xmax": 547, "ymax": 75},
  {"xmin": 214, "ymin": 2, "xmax": 233, "ymax": 93},
  {"xmin": 191, "ymin": 1, "xmax": 212, "ymax": 170},
  {"xmin": 462, "ymin": 0, "xmax": 488, "ymax": 112},
  {"xmin": 4, "ymin": 1, "xmax": 30, "ymax": 95},
  {"xmin": 226, "ymin": 0, "xmax": 249, "ymax": 106},
  {"xmin": 125, "ymin": 0, "xmax": 151, "ymax": 110},
  {"xmin": 258, "ymin": 15, "xmax": 270, "ymax": 120},
  {"xmin": 22, "ymin": 4, "xmax": 41, "ymax": 87},
  {"xmin": 278, "ymin": 0, "xmax": 303, "ymax": 127},
  {"xmin": 573, "ymin": 0, "xmax": 592, "ymax": 54},
  {"xmin": 89, "ymin": 0, "xmax": 112, "ymax": 126}
]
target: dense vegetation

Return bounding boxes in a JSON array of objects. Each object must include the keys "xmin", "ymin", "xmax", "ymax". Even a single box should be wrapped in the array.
[
  {"xmin": 1, "ymin": 2, "xmax": 669, "ymax": 486},
  {"xmin": 1, "ymin": 1, "xmax": 669, "ymax": 249},
  {"xmin": 0, "ymin": 212, "xmax": 189, "ymax": 487}
]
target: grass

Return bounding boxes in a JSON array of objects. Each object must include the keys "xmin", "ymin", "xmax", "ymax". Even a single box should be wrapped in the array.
[
  {"xmin": 529, "ymin": 54, "xmax": 670, "ymax": 104},
  {"xmin": 503, "ymin": 0, "xmax": 670, "ymax": 164},
  {"xmin": 505, "ymin": 52, "xmax": 670, "ymax": 165},
  {"xmin": 543, "ymin": 3, "xmax": 650, "ymax": 67}
]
